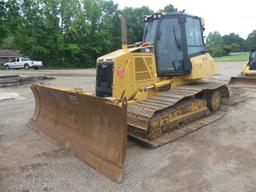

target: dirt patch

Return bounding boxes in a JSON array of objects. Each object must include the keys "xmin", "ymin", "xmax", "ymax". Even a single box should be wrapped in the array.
[
  {"xmin": 228, "ymin": 86, "xmax": 249, "ymax": 105},
  {"xmin": 0, "ymin": 92, "xmax": 25, "ymax": 102},
  {"xmin": 33, "ymin": 149, "xmax": 69, "ymax": 160},
  {"xmin": 19, "ymin": 163, "xmax": 48, "ymax": 172},
  {"xmin": 1, "ymin": 65, "xmax": 256, "ymax": 192},
  {"xmin": 0, "ymin": 75, "xmax": 55, "ymax": 88}
]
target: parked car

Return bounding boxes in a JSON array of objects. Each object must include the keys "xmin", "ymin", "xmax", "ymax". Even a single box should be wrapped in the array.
[{"xmin": 4, "ymin": 57, "xmax": 43, "ymax": 70}]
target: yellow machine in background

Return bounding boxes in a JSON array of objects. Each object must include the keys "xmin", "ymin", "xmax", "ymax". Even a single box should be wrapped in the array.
[
  {"xmin": 27, "ymin": 13, "xmax": 229, "ymax": 183},
  {"xmin": 229, "ymin": 50, "xmax": 256, "ymax": 86}
]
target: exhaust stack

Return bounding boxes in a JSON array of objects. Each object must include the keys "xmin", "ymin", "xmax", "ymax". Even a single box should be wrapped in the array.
[{"xmin": 118, "ymin": 15, "xmax": 128, "ymax": 49}]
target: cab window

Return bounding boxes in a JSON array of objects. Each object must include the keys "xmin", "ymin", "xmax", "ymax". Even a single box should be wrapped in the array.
[
  {"xmin": 185, "ymin": 17, "xmax": 205, "ymax": 55},
  {"xmin": 144, "ymin": 20, "xmax": 158, "ymax": 43},
  {"xmin": 21, "ymin": 58, "xmax": 30, "ymax": 62},
  {"xmin": 156, "ymin": 18, "xmax": 184, "ymax": 74}
]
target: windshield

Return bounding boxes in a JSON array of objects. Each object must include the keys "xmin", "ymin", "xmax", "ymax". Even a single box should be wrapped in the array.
[
  {"xmin": 250, "ymin": 51, "xmax": 256, "ymax": 62},
  {"xmin": 185, "ymin": 17, "xmax": 205, "ymax": 55},
  {"xmin": 143, "ymin": 20, "xmax": 158, "ymax": 43}
]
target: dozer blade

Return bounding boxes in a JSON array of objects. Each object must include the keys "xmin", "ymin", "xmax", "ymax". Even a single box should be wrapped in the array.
[
  {"xmin": 27, "ymin": 84, "xmax": 127, "ymax": 183},
  {"xmin": 229, "ymin": 76, "xmax": 256, "ymax": 87}
]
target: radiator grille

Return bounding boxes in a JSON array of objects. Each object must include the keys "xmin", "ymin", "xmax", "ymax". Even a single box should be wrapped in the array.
[{"xmin": 96, "ymin": 62, "xmax": 113, "ymax": 97}]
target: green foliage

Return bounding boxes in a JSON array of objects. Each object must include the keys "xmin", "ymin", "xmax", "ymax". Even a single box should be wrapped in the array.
[
  {"xmin": 0, "ymin": 0, "xmax": 20, "ymax": 47},
  {"xmin": 5, "ymin": 0, "xmax": 20, "ymax": 31},
  {"xmin": 246, "ymin": 30, "xmax": 256, "ymax": 50},
  {"xmin": 206, "ymin": 32, "xmax": 223, "ymax": 47},
  {"xmin": 160, "ymin": 4, "xmax": 178, "ymax": 13},
  {"xmin": 0, "ymin": 0, "xmax": 180, "ymax": 68},
  {"xmin": 214, "ymin": 53, "xmax": 249, "ymax": 62},
  {"xmin": 206, "ymin": 30, "xmax": 256, "ymax": 57},
  {"xmin": 0, "ymin": 35, "xmax": 16, "ymax": 49},
  {"xmin": 0, "ymin": 1, "xmax": 8, "ymax": 45},
  {"xmin": 12, "ymin": 0, "xmax": 122, "ymax": 68},
  {"xmin": 206, "ymin": 32, "xmax": 249, "ymax": 57},
  {"xmin": 65, "ymin": 0, "xmax": 120, "ymax": 68},
  {"xmin": 1, "ymin": 0, "xmax": 256, "ymax": 68},
  {"xmin": 14, "ymin": 0, "xmax": 62, "ymax": 67},
  {"xmin": 222, "ymin": 33, "xmax": 245, "ymax": 52},
  {"xmin": 206, "ymin": 32, "xmax": 226, "ymax": 57},
  {"xmin": 121, "ymin": 4, "xmax": 178, "ymax": 44},
  {"xmin": 121, "ymin": 6, "xmax": 153, "ymax": 43}
]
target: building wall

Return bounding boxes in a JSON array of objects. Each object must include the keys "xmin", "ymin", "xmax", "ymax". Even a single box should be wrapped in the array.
[{"xmin": 0, "ymin": 49, "xmax": 21, "ymax": 64}]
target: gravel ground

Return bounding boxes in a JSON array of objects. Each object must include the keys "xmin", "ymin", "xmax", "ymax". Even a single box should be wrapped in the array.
[{"xmin": 1, "ymin": 62, "xmax": 256, "ymax": 192}]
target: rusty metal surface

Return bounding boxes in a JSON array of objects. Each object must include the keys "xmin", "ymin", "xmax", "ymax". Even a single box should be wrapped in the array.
[
  {"xmin": 228, "ymin": 85, "xmax": 248, "ymax": 105},
  {"xmin": 27, "ymin": 84, "xmax": 127, "ymax": 183},
  {"xmin": 229, "ymin": 76, "xmax": 256, "ymax": 87},
  {"xmin": 127, "ymin": 81, "xmax": 230, "ymax": 147}
]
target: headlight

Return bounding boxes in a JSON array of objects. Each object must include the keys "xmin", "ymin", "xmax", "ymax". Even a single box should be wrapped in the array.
[{"xmin": 152, "ymin": 13, "xmax": 162, "ymax": 20}]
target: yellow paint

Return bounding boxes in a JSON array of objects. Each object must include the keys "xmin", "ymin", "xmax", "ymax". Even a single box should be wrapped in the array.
[
  {"xmin": 200, "ymin": 18, "xmax": 205, "ymax": 28},
  {"xmin": 241, "ymin": 62, "xmax": 256, "ymax": 75},
  {"xmin": 50, "ymin": 45, "xmax": 216, "ymax": 104},
  {"xmin": 186, "ymin": 53, "xmax": 215, "ymax": 80},
  {"xmin": 96, "ymin": 45, "xmax": 216, "ymax": 102},
  {"xmin": 149, "ymin": 99, "xmax": 207, "ymax": 139}
]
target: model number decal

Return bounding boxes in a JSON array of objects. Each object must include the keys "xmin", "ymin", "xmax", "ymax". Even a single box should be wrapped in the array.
[{"xmin": 117, "ymin": 67, "xmax": 125, "ymax": 77}]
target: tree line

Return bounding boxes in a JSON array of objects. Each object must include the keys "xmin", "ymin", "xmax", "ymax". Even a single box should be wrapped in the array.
[
  {"xmin": 1, "ymin": 0, "xmax": 256, "ymax": 67},
  {"xmin": 0, "ymin": 0, "xmax": 177, "ymax": 68},
  {"xmin": 206, "ymin": 31, "xmax": 256, "ymax": 57}
]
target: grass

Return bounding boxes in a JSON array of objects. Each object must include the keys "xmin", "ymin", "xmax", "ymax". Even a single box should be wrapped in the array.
[{"xmin": 214, "ymin": 53, "xmax": 249, "ymax": 62}]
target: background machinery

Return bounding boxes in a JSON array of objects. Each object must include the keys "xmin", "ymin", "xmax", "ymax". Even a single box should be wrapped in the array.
[
  {"xmin": 229, "ymin": 50, "xmax": 256, "ymax": 86},
  {"xmin": 27, "ymin": 13, "xmax": 229, "ymax": 183}
]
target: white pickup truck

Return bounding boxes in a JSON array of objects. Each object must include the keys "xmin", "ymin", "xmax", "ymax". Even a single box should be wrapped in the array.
[{"xmin": 4, "ymin": 57, "xmax": 43, "ymax": 70}]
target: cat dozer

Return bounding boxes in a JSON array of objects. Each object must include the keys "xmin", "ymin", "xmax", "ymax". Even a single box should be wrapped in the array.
[
  {"xmin": 229, "ymin": 50, "xmax": 256, "ymax": 87},
  {"xmin": 27, "ymin": 13, "xmax": 229, "ymax": 183}
]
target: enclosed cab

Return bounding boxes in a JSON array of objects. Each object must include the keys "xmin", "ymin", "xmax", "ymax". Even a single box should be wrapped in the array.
[{"xmin": 96, "ymin": 13, "xmax": 215, "ymax": 99}]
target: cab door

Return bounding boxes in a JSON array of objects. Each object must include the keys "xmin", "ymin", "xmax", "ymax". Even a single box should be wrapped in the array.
[
  {"xmin": 9, "ymin": 58, "xmax": 16, "ymax": 68},
  {"xmin": 19, "ymin": 58, "xmax": 25, "ymax": 68},
  {"xmin": 155, "ymin": 17, "xmax": 184, "ymax": 76},
  {"xmin": 14, "ymin": 58, "xmax": 20, "ymax": 68}
]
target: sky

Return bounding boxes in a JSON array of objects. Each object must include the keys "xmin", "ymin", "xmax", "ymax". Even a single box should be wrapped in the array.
[{"xmin": 113, "ymin": 0, "xmax": 255, "ymax": 39}]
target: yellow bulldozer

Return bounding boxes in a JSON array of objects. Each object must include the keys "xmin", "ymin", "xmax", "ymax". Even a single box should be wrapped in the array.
[
  {"xmin": 27, "ymin": 13, "xmax": 230, "ymax": 183},
  {"xmin": 229, "ymin": 50, "xmax": 256, "ymax": 86}
]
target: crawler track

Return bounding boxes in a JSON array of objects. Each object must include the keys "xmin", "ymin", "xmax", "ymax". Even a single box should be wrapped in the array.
[{"xmin": 127, "ymin": 81, "xmax": 229, "ymax": 148}]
